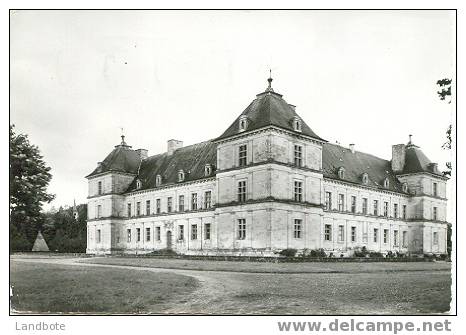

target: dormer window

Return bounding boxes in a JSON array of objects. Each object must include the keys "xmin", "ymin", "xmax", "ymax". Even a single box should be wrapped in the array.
[
  {"xmin": 362, "ymin": 173, "xmax": 369, "ymax": 185},
  {"xmin": 155, "ymin": 174, "xmax": 162, "ymax": 187},
  {"xmin": 204, "ymin": 164, "xmax": 212, "ymax": 176},
  {"xmin": 402, "ymin": 182, "xmax": 408, "ymax": 193},
  {"xmin": 239, "ymin": 115, "xmax": 248, "ymax": 132},
  {"xmin": 293, "ymin": 117, "xmax": 302, "ymax": 132},
  {"xmin": 178, "ymin": 170, "xmax": 185, "ymax": 182},
  {"xmin": 383, "ymin": 178, "xmax": 390, "ymax": 189},
  {"xmin": 338, "ymin": 167, "xmax": 345, "ymax": 179},
  {"xmin": 136, "ymin": 179, "xmax": 142, "ymax": 189}
]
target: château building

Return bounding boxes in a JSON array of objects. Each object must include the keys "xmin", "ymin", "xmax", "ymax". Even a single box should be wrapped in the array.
[{"xmin": 86, "ymin": 77, "xmax": 448, "ymax": 256}]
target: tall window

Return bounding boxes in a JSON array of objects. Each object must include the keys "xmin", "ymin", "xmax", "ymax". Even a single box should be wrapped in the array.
[
  {"xmin": 393, "ymin": 230, "xmax": 398, "ymax": 246},
  {"xmin": 156, "ymin": 199, "xmax": 161, "ymax": 214},
  {"xmin": 205, "ymin": 223, "xmax": 211, "ymax": 240},
  {"xmin": 433, "ymin": 182, "xmax": 438, "ymax": 197},
  {"xmin": 127, "ymin": 203, "xmax": 132, "ymax": 217},
  {"xmin": 97, "ymin": 205, "xmax": 102, "ymax": 218},
  {"xmin": 146, "ymin": 200, "xmax": 151, "ymax": 215},
  {"xmin": 403, "ymin": 205, "xmax": 407, "ymax": 219},
  {"xmin": 191, "ymin": 224, "xmax": 198, "ymax": 240},
  {"xmin": 433, "ymin": 207, "xmax": 438, "ymax": 221},
  {"xmin": 204, "ymin": 191, "xmax": 212, "ymax": 208},
  {"xmin": 191, "ymin": 193, "xmax": 198, "ymax": 210},
  {"xmin": 373, "ymin": 228, "xmax": 378, "ymax": 243},
  {"xmin": 238, "ymin": 181, "xmax": 247, "ymax": 203},
  {"xmin": 98, "ymin": 181, "xmax": 102, "ymax": 195},
  {"xmin": 338, "ymin": 225, "xmax": 345, "ymax": 242},
  {"xmin": 325, "ymin": 192, "xmax": 332, "ymax": 210},
  {"xmin": 156, "ymin": 227, "xmax": 161, "ymax": 241},
  {"xmin": 351, "ymin": 226, "xmax": 356, "ymax": 242},
  {"xmin": 338, "ymin": 194, "xmax": 345, "ymax": 211},
  {"xmin": 383, "ymin": 202, "xmax": 388, "ymax": 217},
  {"xmin": 136, "ymin": 228, "xmax": 141, "ymax": 242},
  {"xmin": 362, "ymin": 198, "xmax": 368, "ymax": 214},
  {"xmin": 294, "ymin": 181, "xmax": 303, "ymax": 202},
  {"xmin": 179, "ymin": 195, "xmax": 185, "ymax": 212},
  {"xmin": 294, "ymin": 145, "xmax": 303, "ymax": 167},
  {"xmin": 373, "ymin": 200, "xmax": 379, "ymax": 216},
  {"xmin": 97, "ymin": 229, "xmax": 101, "ymax": 243},
  {"xmin": 402, "ymin": 231, "xmax": 408, "ymax": 247},
  {"xmin": 351, "ymin": 196, "xmax": 356, "ymax": 213},
  {"xmin": 167, "ymin": 197, "xmax": 173, "ymax": 213},
  {"xmin": 394, "ymin": 203, "xmax": 398, "ymax": 218},
  {"xmin": 294, "ymin": 219, "xmax": 302, "ymax": 239},
  {"xmin": 324, "ymin": 224, "xmax": 332, "ymax": 241},
  {"xmin": 127, "ymin": 229, "xmax": 131, "ymax": 242},
  {"xmin": 238, "ymin": 144, "xmax": 247, "ymax": 167},
  {"xmin": 136, "ymin": 202, "xmax": 141, "ymax": 216},
  {"xmin": 146, "ymin": 227, "xmax": 151, "ymax": 242},
  {"xmin": 383, "ymin": 229, "xmax": 388, "ymax": 244},
  {"xmin": 433, "ymin": 232, "xmax": 439, "ymax": 245},
  {"xmin": 238, "ymin": 219, "xmax": 246, "ymax": 240},
  {"xmin": 178, "ymin": 225, "xmax": 184, "ymax": 240}
]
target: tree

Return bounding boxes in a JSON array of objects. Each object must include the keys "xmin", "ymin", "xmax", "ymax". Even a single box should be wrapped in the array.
[
  {"xmin": 436, "ymin": 79, "xmax": 452, "ymax": 177},
  {"xmin": 9, "ymin": 125, "xmax": 55, "ymax": 251}
]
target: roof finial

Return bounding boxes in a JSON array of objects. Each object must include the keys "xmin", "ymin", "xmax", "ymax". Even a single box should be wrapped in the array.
[
  {"xmin": 120, "ymin": 127, "xmax": 127, "ymax": 145},
  {"xmin": 408, "ymin": 134, "xmax": 413, "ymax": 144},
  {"xmin": 267, "ymin": 69, "xmax": 273, "ymax": 91}
]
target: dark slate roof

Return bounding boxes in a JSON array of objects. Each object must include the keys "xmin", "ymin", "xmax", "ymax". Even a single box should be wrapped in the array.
[
  {"xmin": 86, "ymin": 144, "xmax": 140, "ymax": 178},
  {"xmin": 401, "ymin": 144, "xmax": 444, "ymax": 176},
  {"xmin": 125, "ymin": 140, "xmax": 217, "ymax": 192},
  {"xmin": 322, "ymin": 143, "xmax": 405, "ymax": 193},
  {"xmin": 216, "ymin": 84, "xmax": 325, "ymax": 142}
]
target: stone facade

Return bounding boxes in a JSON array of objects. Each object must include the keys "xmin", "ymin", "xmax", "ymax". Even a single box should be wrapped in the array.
[{"xmin": 86, "ymin": 79, "xmax": 448, "ymax": 256}]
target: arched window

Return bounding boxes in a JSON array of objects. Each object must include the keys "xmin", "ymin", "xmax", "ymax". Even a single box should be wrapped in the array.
[
  {"xmin": 204, "ymin": 164, "xmax": 212, "ymax": 176},
  {"xmin": 178, "ymin": 170, "xmax": 185, "ymax": 182},
  {"xmin": 402, "ymin": 182, "xmax": 408, "ymax": 193},
  {"xmin": 384, "ymin": 178, "xmax": 390, "ymax": 189},
  {"xmin": 155, "ymin": 174, "xmax": 162, "ymax": 187},
  {"xmin": 362, "ymin": 173, "xmax": 369, "ymax": 185},
  {"xmin": 239, "ymin": 115, "xmax": 248, "ymax": 132},
  {"xmin": 136, "ymin": 179, "xmax": 142, "ymax": 189},
  {"xmin": 338, "ymin": 167, "xmax": 345, "ymax": 179},
  {"xmin": 293, "ymin": 116, "xmax": 302, "ymax": 132}
]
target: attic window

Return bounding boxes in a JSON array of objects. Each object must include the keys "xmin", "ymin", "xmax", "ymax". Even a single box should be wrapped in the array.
[
  {"xmin": 205, "ymin": 164, "xmax": 212, "ymax": 176},
  {"xmin": 338, "ymin": 167, "xmax": 345, "ymax": 179},
  {"xmin": 239, "ymin": 115, "xmax": 248, "ymax": 132},
  {"xmin": 384, "ymin": 178, "xmax": 390, "ymax": 189},
  {"xmin": 293, "ymin": 117, "xmax": 302, "ymax": 132},
  {"xmin": 362, "ymin": 173, "xmax": 369, "ymax": 185},
  {"xmin": 136, "ymin": 179, "xmax": 142, "ymax": 189},
  {"xmin": 155, "ymin": 174, "xmax": 162, "ymax": 187},
  {"xmin": 402, "ymin": 182, "xmax": 408, "ymax": 193},
  {"xmin": 178, "ymin": 170, "xmax": 185, "ymax": 182}
]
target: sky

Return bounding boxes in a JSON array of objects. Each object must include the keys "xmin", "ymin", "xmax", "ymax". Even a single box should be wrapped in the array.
[{"xmin": 10, "ymin": 10, "xmax": 455, "ymax": 211}]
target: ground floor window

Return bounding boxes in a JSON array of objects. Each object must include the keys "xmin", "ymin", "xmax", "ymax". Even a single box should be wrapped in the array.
[
  {"xmin": 178, "ymin": 225, "xmax": 184, "ymax": 240},
  {"xmin": 205, "ymin": 223, "xmax": 211, "ymax": 240},
  {"xmin": 136, "ymin": 228, "xmax": 141, "ymax": 242},
  {"xmin": 393, "ymin": 230, "xmax": 398, "ymax": 246},
  {"xmin": 156, "ymin": 227, "xmax": 161, "ymax": 241},
  {"xmin": 238, "ymin": 219, "xmax": 246, "ymax": 240},
  {"xmin": 338, "ymin": 225, "xmax": 345, "ymax": 242},
  {"xmin": 146, "ymin": 227, "xmax": 151, "ymax": 242},
  {"xmin": 433, "ymin": 232, "xmax": 439, "ymax": 245},
  {"xmin": 373, "ymin": 228, "xmax": 378, "ymax": 243},
  {"xmin": 324, "ymin": 224, "xmax": 332, "ymax": 241},
  {"xmin": 351, "ymin": 226, "xmax": 356, "ymax": 242},
  {"xmin": 402, "ymin": 231, "xmax": 408, "ymax": 247},
  {"xmin": 294, "ymin": 219, "xmax": 302, "ymax": 239},
  {"xmin": 127, "ymin": 229, "xmax": 131, "ymax": 242},
  {"xmin": 383, "ymin": 229, "xmax": 388, "ymax": 244},
  {"xmin": 96, "ymin": 229, "xmax": 101, "ymax": 243},
  {"xmin": 191, "ymin": 224, "xmax": 198, "ymax": 240}
]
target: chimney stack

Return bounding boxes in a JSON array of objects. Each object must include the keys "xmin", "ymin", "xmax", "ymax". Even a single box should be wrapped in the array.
[
  {"xmin": 349, "ymin": 144, "xmax": 355, "ymax": 154},
  {"xmin": 136, "ymin": 149, "xmax": 148, "ymax": 160},
  {"xmin": 167, "ymin": 139, "xmax": 183, "ymax": 156},
  {"xmin": 391, "ymin": 144, "xmax": 406, "ymax": 173}
]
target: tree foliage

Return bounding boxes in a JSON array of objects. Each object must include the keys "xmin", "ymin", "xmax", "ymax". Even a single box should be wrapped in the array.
[
  {"xmin": 436, "ymin": 79, "xmax": 452, "ymax": 177},
  {"xmin": 10, "ymin": 125, "xmax": 55, "ymax": 251}
]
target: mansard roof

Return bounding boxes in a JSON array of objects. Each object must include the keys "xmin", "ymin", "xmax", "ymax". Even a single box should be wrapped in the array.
[
  {"xmin": 86, "ymin": 141, "xmax": 140, "ymax": 178},
  {"xmin": 216, "ymin": 79, "xmax": 325, "ymax": 142},
  {"xmin": 322, "ymin": 143, "xmax": 405, "ymax": 193},
  {"xmin": 125, "ymin": 140, "xmax": 216, "ymax": 192},
  {"xmin": 401, "ymin": 143, "xmax": 444, "ymax": 177}
]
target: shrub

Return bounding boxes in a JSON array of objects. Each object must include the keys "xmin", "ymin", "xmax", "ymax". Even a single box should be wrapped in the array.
[
  {"xmin": 310, "ymin": 248, "xmax": 327, "ymax": 258},
  {"xmin": 369, "ymin": 251, "xmax": 383, "ymax": 258},
  {"xmin": 279, "ymin": 248, "xmax": 297, "ymax": 258},
  {"xmin": 354, "ymin": 246, "xmax": 369, "ymax": 257},
  {"xmin": 148, "ymin": 249, "xmax": 178, "ymax": 256}
]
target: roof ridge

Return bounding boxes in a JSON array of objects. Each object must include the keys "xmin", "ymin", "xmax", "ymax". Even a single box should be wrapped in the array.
[{"xmin": 143, "ymin": 139, "xmax": 215, "ymax": 161}]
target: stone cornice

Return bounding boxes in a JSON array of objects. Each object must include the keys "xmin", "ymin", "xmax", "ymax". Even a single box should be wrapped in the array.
[
  {"xmin": 323, "ymin": 177, "xmax": 409, "ymax": 197},
  {"xmin": 396, "ymin": 171, "xmax": 449, "ymax": 181},
  {"xmin": 86, "ymin": 170, "xmax": 137, "ymax": 180},
  {"xmin": 216, "ymin": 197, "xmax": 322, "ymax": 209},
  {"xmin": 217, "ymin": 160, "xmax": 323, "ymax": 175},
  {"xmin": 125, "ymin": 177, "xmax": 216, "ymax": 196}
]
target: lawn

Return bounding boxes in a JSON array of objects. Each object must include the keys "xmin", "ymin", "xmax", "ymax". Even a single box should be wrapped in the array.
[{"xmin": 10, "ymin": 261, "xmax": 198, "ymax": 314}]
